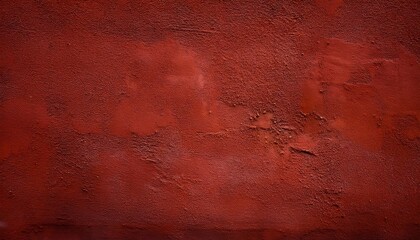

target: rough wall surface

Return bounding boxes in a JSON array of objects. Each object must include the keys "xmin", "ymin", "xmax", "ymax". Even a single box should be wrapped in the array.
[{"xmin": 0, "ymin": 0, "xmax": 419, "ymax": 239}]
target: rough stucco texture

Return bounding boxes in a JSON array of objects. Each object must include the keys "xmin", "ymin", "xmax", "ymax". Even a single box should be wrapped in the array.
[{"xmin": 0, "ymin": 1, "xmax": 419, "ymax": 239}]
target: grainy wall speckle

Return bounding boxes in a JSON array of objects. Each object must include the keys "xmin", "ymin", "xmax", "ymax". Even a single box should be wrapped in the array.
[{"xmin": 0, "ymin": 1, "xmax": 419, "ymax": 239}]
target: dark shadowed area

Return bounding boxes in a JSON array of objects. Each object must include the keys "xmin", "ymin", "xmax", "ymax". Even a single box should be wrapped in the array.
[{"xmin": 0, "ymin": 0, "xmax": 419, "ymax": 239}]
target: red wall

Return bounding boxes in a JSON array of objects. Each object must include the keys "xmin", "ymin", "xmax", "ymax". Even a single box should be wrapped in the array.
[{"xmin": 0, "ymin": 1, "xmax": 419, "ymax": 239}]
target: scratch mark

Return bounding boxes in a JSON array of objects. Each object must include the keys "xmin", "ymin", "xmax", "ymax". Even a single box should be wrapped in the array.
[
  {"xmin": 166, "ymin": 27, "xmax": 219, "ymax": 34},
  {"xmin": 290, "ymin": 146, "xmax": 317, "ymax": 157}
]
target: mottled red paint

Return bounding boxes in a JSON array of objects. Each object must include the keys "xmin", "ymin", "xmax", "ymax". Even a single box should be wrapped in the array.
[{"xmin": 0, "ymin": 1, "xmax": 419, "ymax": 239}]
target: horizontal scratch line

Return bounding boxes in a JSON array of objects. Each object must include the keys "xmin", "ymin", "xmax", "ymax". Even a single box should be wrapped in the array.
[{"xmin": 166, "ymin": 27, "xmax": 219, "ymax": 34}]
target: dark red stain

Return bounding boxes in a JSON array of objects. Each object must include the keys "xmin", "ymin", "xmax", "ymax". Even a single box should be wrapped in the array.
[{"xmin": 0, "ymin": 1, "xmax": 419, "ymax": 239}]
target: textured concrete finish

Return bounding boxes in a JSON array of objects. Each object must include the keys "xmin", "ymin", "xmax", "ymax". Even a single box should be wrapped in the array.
[{"xmin": 0, "ymin": 1, "xmax": 419, "ymax": 239}]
